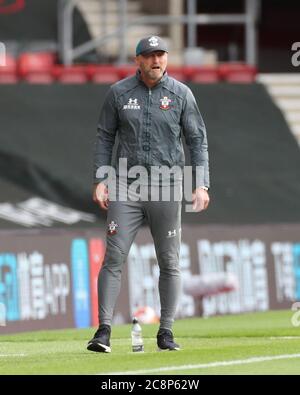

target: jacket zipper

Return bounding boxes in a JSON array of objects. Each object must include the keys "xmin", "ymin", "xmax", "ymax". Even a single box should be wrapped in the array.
[{"xmin": 146, "ymin": 89, "xmax": 152, "ymax": 167}]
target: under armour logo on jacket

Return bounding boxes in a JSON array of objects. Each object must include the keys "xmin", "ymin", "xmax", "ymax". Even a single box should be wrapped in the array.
[{"xmin": 123, "ymin": 98, "xmax": 141, "ymax": 110}]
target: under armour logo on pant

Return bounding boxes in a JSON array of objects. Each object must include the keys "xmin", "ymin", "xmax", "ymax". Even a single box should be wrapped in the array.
[{"xmin": 167, "ymin": 229, "xmax": 176, "ymax": 238}]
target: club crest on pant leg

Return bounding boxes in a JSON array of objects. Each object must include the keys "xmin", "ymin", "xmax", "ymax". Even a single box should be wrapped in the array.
[
  {"xmin": 107, "ymin": 220, "xmax": 118, "ymax": 235},
  {"xmin": 167, "ymin": 229, "xmax": 177, "ymax": 238}
]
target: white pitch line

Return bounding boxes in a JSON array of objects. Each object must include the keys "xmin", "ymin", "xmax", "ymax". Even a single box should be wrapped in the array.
[
  {"xmin": 101, "ymin": 353, "xmax": 300, "ymax": 375},
  {"xmin": 268, "ymin": 337, "xmax": 300, "ymax": 340},
  {"xmin": 0, "ymin": 354, "xmax": 26, "ymax": 357}
]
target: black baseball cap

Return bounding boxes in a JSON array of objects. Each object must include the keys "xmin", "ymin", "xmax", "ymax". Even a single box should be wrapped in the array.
[{"xmin": 136, "ymin": 36, "xmax": 168, "ymax": 56}]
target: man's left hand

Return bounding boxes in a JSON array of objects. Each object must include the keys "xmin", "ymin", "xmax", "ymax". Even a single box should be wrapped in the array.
[{"xmin": 192, "ymin": 187, "xmax": 210, "ymax": 212}]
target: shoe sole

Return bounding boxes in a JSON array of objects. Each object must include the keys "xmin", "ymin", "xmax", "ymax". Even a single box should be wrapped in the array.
[
  {"xmin": 157, "ymin": 346, "xmax": 180, "ymax": 351},
  {"xmin": 87, "ymin": 341, "xmax": 111, "ymax": 353}
]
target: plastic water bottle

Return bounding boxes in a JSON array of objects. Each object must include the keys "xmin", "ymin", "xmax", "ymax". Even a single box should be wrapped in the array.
[{"xmin": 131, "ymin": 317, "xmax": 144, "ymax": 352}]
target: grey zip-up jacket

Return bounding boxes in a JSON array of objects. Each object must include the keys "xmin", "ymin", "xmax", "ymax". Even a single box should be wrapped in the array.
[{"xmin": 94, "ymin": 70, "xmax": 209, "ymax": 189}]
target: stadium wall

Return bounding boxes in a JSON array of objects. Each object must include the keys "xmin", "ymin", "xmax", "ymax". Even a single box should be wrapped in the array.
[{"xmin": 0, "ymin": 224, "xmax": 300, "ymax": 334}]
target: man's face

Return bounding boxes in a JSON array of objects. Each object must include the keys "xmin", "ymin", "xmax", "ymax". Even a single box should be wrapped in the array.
[{"xmin": 135, "ymin": 51, "xmax": 168, "ymax": 82}]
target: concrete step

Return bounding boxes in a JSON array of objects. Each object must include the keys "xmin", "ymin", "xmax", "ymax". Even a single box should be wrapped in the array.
[
  {"xmin": 290, "ymin": 124, "xmax": 300, "ymax": 137},
  {"xmin": 91, "ymin": 26, "xmax": 162, "ymax": 55},
  {"xmin": 275, "ymin": 98, "xmax": 300, "ymax": 111},
  {"xmin": 77, "ymin": 0, "xmax": 141, "ymax": 13},
  {"xmin": 95, "ymin": 31, "xmax": 167, "ymax": 57},
  {"xmin": 286, "ymin": 112, "xmax": 300, "ymax": 123},
  {"xmin": 290, "ymin": 121, "xmax": 300, "ymax": 129},
  {"xmin": 267, "ymin": 85, "xmax": 300, "ymax": 98},
  {"xmin": 259, "ymin": 73, "xmax": 300, "ymax": 144},
  {"xmin": 76, "ymin": 0, "xmax": 170, "ymax": 60},
  {"xmin": 258, "ymin": 73, "xmax": 300, "ymax": 85},
  {"xmin": 92, "ymin": 25, "xmax": 160, "ymax": 38},
  {"xmin": 86, "ymin": 12, "xmax": 143, "ymax": 26}
]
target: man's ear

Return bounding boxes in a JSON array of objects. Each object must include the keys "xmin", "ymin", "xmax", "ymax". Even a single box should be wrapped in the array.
[{"xmin": 134, "ymin": 56, "xmax": 139, "ymax": 67}]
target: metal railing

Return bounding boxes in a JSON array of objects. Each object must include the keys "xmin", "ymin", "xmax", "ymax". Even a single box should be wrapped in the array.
[{"xmin": 58, "ymin": 0, "xmax": 260, "ymax": 66}]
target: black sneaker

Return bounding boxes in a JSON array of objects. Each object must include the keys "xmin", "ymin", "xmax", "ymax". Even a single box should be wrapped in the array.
[
  {"xmin": 157, "ymin": 328, "xmax": 180, "ymax": 351},
  {"xmin": 87, "ymin": 324, "xmax": 111, "ymax": 353}
]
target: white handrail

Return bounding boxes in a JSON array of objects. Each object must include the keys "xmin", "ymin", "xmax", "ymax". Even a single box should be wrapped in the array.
[{"xmin": 58, "ymin": 0, "xmax": 259, "ymax": 66}]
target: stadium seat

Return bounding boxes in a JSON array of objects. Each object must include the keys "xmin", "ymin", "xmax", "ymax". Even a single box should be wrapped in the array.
[
  {"xmin": 52, "ymin": 65, "xmax": 89, "ymax": 84},
  {"xmin": 0, "ymin": 54, "xmax": 18, "ymax": 83},
  {"xmin": 218, "ymin": 63, "xmax": 257, "ymax": 83},
  {"xmin": 166, "ymin": 66, "xmax": 186, "ymax": 82},
  {"xmin": 185, "ymin": 66, "xmax": 220, "ymax": 83},
  {"xmin": 118, "ymin": 65, "xmax": 136, "ymax": 79},
  {"xmin": 22, "ymin": 73, "xmax": 54, "ymax": 84},
  {"xmin": 87, "ymin": 65, "xmax": 120, "ymax": 83},
  {"xmin": 18, "ymin": 52, "xmax": 55, "ymax": 83}
]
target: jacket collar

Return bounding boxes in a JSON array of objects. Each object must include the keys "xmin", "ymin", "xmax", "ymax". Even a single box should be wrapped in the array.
[{"xmin": 135, "ymin": 69, "xmax": 168, "ymax": 89}]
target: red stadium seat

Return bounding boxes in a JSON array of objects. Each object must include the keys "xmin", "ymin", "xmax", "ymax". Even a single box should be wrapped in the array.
[
  {"xmin": 87, "ymin": 65, "xmax": 119, "ymax": 83},
  {"xmin": 166, "ymin": 66, "xmax": 186, "ymax": 82},
  {"xmin": 22, "ymin": 73, "xmax": 54, "ymax": 84},
  {"xmin": 118, "ymin": 65, "xmax": 136, "ymax": 79},
  {"xmin": 52, "ymin": 65, "xmax": 88, "ymax": 84},
  {"xmin": 185, "ymin": 66, "xmax": 220, "ymax": 83},
  {"xmin": 0, "ymin": 54, "xmax": 18, "ymax": 83},
  {"xmin": 18, "ymin": 52, "xmax": 55, "ymax": 83},
  {"xmin": 218, "ymin": 63, "xmax": 257, "ymax": 83}
]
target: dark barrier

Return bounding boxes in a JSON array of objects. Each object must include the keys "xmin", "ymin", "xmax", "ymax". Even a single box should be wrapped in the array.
[
  {"xmin": 1, "ymin": 223, "xmax": 300, "ymax": 334},
  {"xmin": 1, "ymin": 83, "xmax": 300, "ymax": 226},
  {"xmin": 0, "ymin": 0, "xmax": 90, "ymax": 46}
]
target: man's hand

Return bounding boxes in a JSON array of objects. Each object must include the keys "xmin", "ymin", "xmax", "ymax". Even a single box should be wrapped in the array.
[
  {"xmin": 192, "ymin": 187, "xmax": 210, "ymax": 212},
  {"xmin": 93, "ymin": 182, "xmax": 109, "ymax": 211}
]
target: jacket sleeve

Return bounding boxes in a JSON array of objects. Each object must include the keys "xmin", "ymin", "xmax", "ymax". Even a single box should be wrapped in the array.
[
  {"xmin": 93, "ymin": 87, "xmax": 118, "ymax": 184},
  {"xmin": 181, "ymin": 87, "xmax": 210, "ymax": 189}
]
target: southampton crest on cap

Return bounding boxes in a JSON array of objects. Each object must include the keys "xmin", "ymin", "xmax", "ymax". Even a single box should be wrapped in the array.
[
  {"xmin": 159, "ymin": 96, "xmax": 172, "ymax": 110},
  {"xmin": 148, "ymin": 36, "xmax": 159, "ymax": 47}
]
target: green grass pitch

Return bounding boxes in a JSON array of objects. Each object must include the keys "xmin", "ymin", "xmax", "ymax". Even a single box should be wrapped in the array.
[{"xmin": 1, "ymin": 310, "xmax": 300, "ymax": 375}]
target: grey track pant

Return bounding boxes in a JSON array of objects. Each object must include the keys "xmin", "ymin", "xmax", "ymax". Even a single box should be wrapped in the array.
[{"xmin": 98, "ymin": 186, "xmax": 182, "ymax": 330}]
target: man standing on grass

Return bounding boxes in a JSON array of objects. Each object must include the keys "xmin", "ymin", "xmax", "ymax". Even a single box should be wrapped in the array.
[{"xmin": 87, "ymin": 36, "xmax": 210, "ymax": 353}]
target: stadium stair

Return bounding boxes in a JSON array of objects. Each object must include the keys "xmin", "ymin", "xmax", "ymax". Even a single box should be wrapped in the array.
[
  {"xmin": 76, "ymin": 0, "xmax": 167, "ymax": 59},
  {"xmin": 258, "ymin": 73, "xmax": 300, "ymax": 145}
]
